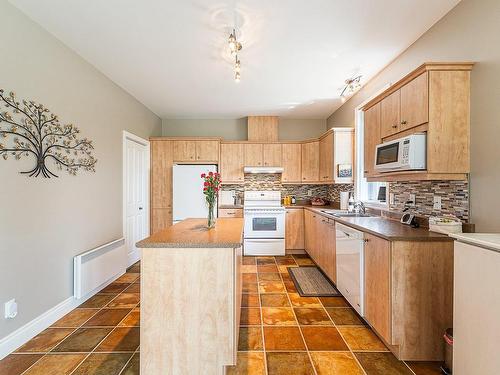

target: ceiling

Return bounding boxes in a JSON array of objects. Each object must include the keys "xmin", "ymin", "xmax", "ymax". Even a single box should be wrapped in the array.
[{"xmin": 10, "ymin": 0, "xmax": 460, "ymax": 119}]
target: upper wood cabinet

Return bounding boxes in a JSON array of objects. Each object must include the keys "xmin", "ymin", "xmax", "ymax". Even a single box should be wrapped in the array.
[
  {"xmin": 364, "ymin": 103, "xmax": 381, "ymax": 177},
  {"xmin": 244, "ymin": 143, "xmax": 264, "ymax": 166},
  {"xmin": 319, "ymin": 132, "xmax": 333, "ymax": 182},
  {"xmin": 282, "ymin": 143, "xmax": 302, "ymax": 183},
  {"xmin": 263, "ymin": 144, "xmax": 282, "ymax": 166},
  {"xmin": 220, "ymin": 143, "xmax": 244, "ymax": 183},
  {"xmin": 301, "ymin": 141, "xmax": 320, "ymax": 182},
  {"xmin": 173, "ymin": 140, "xmax": 219, "ymax": 162},
  {"xmin": 285, "ymin": 208, "xmax": 304, "ymax": 250},
  {"xmin": 362, "ymin": 62, "xmax": 473, "ymax": 182},
  {"xmin": 247, "ymin": 116, "xmax": 279, "ymax": 141}
]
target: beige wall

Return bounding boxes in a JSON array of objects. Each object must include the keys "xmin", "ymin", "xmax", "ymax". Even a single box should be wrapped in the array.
[
  {"xmin": 0, "ymin": 2, "xmax": 161, "ymax": 339},
  {"xmin": 327, "ymin": 0, "xmax": 500, "ymax": 232},
  {"xmin": 162, "ymin": 118, "xmax": 327, "ymax": 140}
]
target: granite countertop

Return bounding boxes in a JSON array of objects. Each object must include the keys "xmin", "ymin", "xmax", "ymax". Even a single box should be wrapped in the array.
[
  {"xmin": 304, "ymin": 207, "xmax": 452, "ymax": 242},
  {"xmin": 136, "ymin": 218, "xmax": 244, "ymax": 248},
  {"xmin": 450, "ymin": 233, "xmax": 500, "ymax": 252},
  {"xmin": 218, "ymin": 205, "xmax": 244, "ymax": 209},
  {"xmin": 284, "ymin": 203, "xmax": 340, "ymax": 209}
]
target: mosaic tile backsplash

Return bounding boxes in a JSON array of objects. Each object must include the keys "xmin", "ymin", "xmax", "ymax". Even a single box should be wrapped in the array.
[
  {"xmin": 389, "ymin": 180, "xmax": 469, "ymax": 222},
  {"xmin": 222, "ymin": 173, "xmax": 354, "ymax": 202}
]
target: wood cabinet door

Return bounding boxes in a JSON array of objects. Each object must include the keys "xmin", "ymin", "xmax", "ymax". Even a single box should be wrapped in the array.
[
  {"xmin": 195, "ymin": 140, "xmax": 219, "ymax": 162},
  {"xmin": 173, "ymin": 140, "xmax": 196, "ymax": 161},
  {"xmin": 151, "ymin": 208, "xmax": 172, "ymax": 234},
  {"xmin": 151, "ymin": 140, "xmax": 173, "ymax": 209},
  {"xmin": 244, "ymin": 143, "xmax": 263, "ymax": 166},
  {"xmin": 364, "ymin": 233, "xmax": 392, "ymax": 343},
  {"xmin": 364, "ymin": 103, "xmax": 381, "ymax": 177},
  {"xmin": 400, "ymin": 72, "xmax": 428, "ymax": 130},
  {"xmin": 301, "ymin": 141, "xmax": 320, "ymax": 182},
  {"xmin": 281, "ymin": 144, "xmax": 302, "ymax": 183},
  {"xmin": 285, "ymin": 209, "xmax": 304, "ymax": 250},
  {"xmin": 220, "ymin": 143, "xmax": 244, "ymax": 183},
  {"xmin": 380, "ymin": 90, "xmax": 401, "ymax": 138},
  {"xmin": 304, "ymin": 210, "xmax": 316, "ymax": 259},
  {"xmin": 263, "ymin": 144, "xmax": 282, "ymax": 167},
  {"xmin": 319, "ymin": 133, "xmax": 333, "ymax": 182},
  {"xmin": 320, "ymin": 219, "xmax": 336, "ymax": 283},
  {"xmin": 218, "ymin": 208, "xmax": 243, "ymax": 218}
]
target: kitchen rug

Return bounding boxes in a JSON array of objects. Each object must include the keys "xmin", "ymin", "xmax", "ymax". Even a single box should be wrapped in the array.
[{"xmin": 288, "ymin": 266, "xmax": 341, "ymax": 297}]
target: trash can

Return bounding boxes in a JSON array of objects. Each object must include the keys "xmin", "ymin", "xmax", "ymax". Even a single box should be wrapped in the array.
[{"xmin": 441, "ymin": 328, "xmax": 453, "ymax": 374}]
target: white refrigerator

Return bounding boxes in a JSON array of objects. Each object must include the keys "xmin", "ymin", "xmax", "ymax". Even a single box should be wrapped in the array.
[{"xmin": 172, "ymin": 164, "xmax": 218, "ymax": 224}]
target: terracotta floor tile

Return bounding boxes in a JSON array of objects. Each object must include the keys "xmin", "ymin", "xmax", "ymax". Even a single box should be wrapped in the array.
[
  {"xmin": 52, "ymin": 328, "xmax": 111, "ymax": 352},
  {"xmin": 243, "ymin": 273, "xmax": 258, "ymax": 283},
  {"xmin": 238, "ymin": 327, "xmax": 263, "ymax": 351},
  {"xmin": 23, "ymin": 354, "xmax": 86, "ymax": 375},
  {"xmin": 294, "ymin": 258, "xmax": 316, "ymax": 266},
  {"xmin": 266, "ymin": 352, "xmax": 315, "ymax": 375},
  {"xmin": 260, "ymin": 294, "xmax": 290, "ymax": 307},
  {"xmin": 121, "ymin": 353, "xmax": 139, "ymax": 375},
  {"xmin": 242, "ymin": 294, "xmax": 260, "ymax": 307},
  {"xmin": 288, "ymin": 293, "xmax": 322, "ymax": 307},
  {"xmin": 227, "ymin": 352, "xmax": 265, "ymax": 375},
  {"xmin": 99, "ymin": 282, "xmax": 128, "ymax": 294},
  {"xmin": 95, "ymin": 327, "xmax": 140, "ymax": 352},
  {"xmin": 106, "ymin": 293, "xmax": 140, "ymax": 308},
  {"xmin": 258, "ymin": 273, "xmax": 282, "ymax": 281},
  {"xmin": 310, "ymin": 351, "xmax": 364, "ymax": 375},
  {"xmin": 319, "ymin": 296, "xmax": 349, "ymax": 307},
  {"xmin": 123, "ymin": 283, "xmax": 141, "ymax": 293},
  {"xmin": 242, "ymin": 282, "xmax": 259, "ymax": 293},
  {"xmin": 127, "ymin": 264, "xmax": 140, "ymax": 274},
  {"xmin": 338, "ymin": 327, "xmax": 388, "ymax": 351},
  {"xmin": 71, "ymin": 353, "xmax": 132, "ymax": 375},
  {"xmin": 326, "ymin": 308, "xmax": 365, "ymax": 325},
  {"xmin": 406, "ymin": 361, "xmax": 445, "ymax": 375},
  {"xmin": 284, "ymin": 280, "xmax": 299, "ymax": 293},
  {"xmin": 292, "ymin": 254, "xmax": 311, "ymax": 259},
  {"xmin": 242, "ymin": 265, "xmax": 258, "ymax": 273},
  {"xmin": 243, "ymin": 257, "xmax": 257, "ymax": 265},
  {"xmin": 301, "ymin": 326, "xmax": 349, "ymax": 351},
  {"xmin": 83, "ymin": 309, "xmax": 131, "ymax": 327},
  {"xmin": 278, "ymin": 265, "xmax": 298, "ymax": 273},
  {"xmin": 280, "ymin": 272, "xmax": 292, "ymax": 282},
  {"xmin": 259, "ymin": 280, "xmax": 286, "ymax": 293},
  {"xmin": 263, "ymin": 327, "xmax": 306, "ymax": 351},
  {"xmin": 16, "ymin": 328, "xmax": 74, "ymax": 352},
  {"xmin": 294, "ymin": 308, "xmax": 332, "ymax": 325},
  {"xmin": 240, "ymin": 308, "xmax": 261, "ymax": 325},
  {"xmin": 261, "ymin": 307, "xmax": 297, "ymax": 325},
  {"xmin": 355, "ymin": 352, "xmax": 414, "ymax": 375},
  {"xmin": 119, "ymin": 309, "xmax": 140, "ymax": 327},
  {"xmin": 0, "ymin": 354, "xmax": 43, "ymax": 375},
  {"xmin": 79, "ymin": 294, "xmax": 115, "ymax": 309},
  {"xmin": 275, "ymin": 256, "xmax": 297, "ymax": 265},
  {"xmin": 257, "ymin": 264, "xmax": 279, "ymax": 273},
  {"xmin": 114, "ymin": 273, "xmax": 140, "ymax": 283},
  {"xmin": 51, "ymin": 309, "xmax": 98, "ymax": 328},
  {"xmin": 256, "ymin": 257, "xmax": 276, "ymax": 265}
]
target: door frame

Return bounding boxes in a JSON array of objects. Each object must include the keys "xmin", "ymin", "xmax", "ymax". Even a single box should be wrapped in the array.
[{"xmin": 122, "ymin": 130, "xmax": 150, "ymax": 267}]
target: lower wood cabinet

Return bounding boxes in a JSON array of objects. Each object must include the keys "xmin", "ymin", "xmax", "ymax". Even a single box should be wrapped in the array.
[
  {"xmin": 219, "ymin": 208, "xmax": 243, "ymax": 218},
  {"xmin": 285, "ymin": 208, "xmax": 304, "ymax": 250}
]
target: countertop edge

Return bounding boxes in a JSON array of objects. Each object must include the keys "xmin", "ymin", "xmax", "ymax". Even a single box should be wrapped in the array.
[
  {"xmin": 449, "ymin": 233, "xmax": 500, "ymax": 252},
  {"xmin": 136, "ymin": 241, "xmax": 243, "ymax": 249}
]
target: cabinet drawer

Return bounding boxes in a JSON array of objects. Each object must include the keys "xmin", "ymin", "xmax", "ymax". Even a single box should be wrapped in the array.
[{"xmin": 219, "ymin": 208, "xmax": 243, "ymax": 218}]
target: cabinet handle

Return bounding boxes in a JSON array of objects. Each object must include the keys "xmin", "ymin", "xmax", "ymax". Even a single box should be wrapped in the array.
[
  {"xmin": 392, "ymin": 125, "xmax": 398, "ymax": 129},
  {"xmin": 401, "ymin": 120, "xmax": 407, "ymax": 125},
  {"xmin": 364, "ymin": 239, "xmax": 369, "ymax": 243}
]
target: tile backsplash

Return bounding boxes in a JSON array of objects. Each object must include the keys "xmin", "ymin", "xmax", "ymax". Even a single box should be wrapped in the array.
[
  {"xmin": 389, "ymin": 180, "xmax": 469, "ymax": 222},
  {"xmin": 222, "ymin": 173, "xmax": 354, "ymax": 202}
]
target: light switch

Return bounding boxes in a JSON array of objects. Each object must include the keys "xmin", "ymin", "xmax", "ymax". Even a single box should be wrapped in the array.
[{"xmin": 433, "ymin": 196, "xmax": 442, "ymax": 211}]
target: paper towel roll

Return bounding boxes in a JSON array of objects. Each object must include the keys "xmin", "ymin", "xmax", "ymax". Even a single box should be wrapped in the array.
[{"xmin": 340, "ymin": 192, "xmax": 350, "ymax": 210}]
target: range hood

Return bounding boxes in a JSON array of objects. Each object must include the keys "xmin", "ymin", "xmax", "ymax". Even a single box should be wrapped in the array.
[{"xmin": 244, "ymin": 166, "xmax": 284, "ymax": 174}]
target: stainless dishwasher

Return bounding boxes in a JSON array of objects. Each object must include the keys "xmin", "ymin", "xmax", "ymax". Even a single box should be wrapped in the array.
[{"xmin": 335, "ymin": 223, "xmax": 365, "ymax": 317}]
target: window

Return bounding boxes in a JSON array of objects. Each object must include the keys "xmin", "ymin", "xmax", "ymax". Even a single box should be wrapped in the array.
[{"xmin": 355, "ymin": 108, "xmax": 388, "ymax": 206}]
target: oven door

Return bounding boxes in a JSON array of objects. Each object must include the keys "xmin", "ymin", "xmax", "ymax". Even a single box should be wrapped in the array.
[
  {"xmin": 374, "ymin": 139, "xmax": 403, "ymax": 171},
  {"xmin": 244, "ymin": 209, "xmax": 285, "ymax": 239}
]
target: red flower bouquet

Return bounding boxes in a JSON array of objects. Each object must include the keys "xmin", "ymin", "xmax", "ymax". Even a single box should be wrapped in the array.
[{"xmin": 201, "ymin": 171, "xmax": 221, "ymax": 228}]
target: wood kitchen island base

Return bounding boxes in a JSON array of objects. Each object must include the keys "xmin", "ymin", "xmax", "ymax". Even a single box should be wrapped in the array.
[{"xmin": 137, "ymin": 218, "xmax": 244, "ymax": 375}]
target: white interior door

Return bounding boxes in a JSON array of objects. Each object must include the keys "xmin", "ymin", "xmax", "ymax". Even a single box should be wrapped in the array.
[{"xmin": 124, "ymin": 133, "xmax": 149, "ymax": 267}]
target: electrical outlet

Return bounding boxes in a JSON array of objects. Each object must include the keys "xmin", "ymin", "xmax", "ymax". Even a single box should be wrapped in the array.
[
  {"xmin": 433, "ymin": 195, "xmax": 442, "ymax": 211},
  {"xmin": 409, "ymin": 194, "xmax": 416, "ymax": 206},
  {"xmin": 307, "ymin": 189, "xmax": 312, "ymax": 197},
  {"xmin": 4, "ymin": 299, "xmax": 17, "ymax": 319},
  {"xmin": 389, "ymin": 193, "xmax": 395, "ymax": 205}
]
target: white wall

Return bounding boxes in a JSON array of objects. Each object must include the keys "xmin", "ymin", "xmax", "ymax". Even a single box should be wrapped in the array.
[
  {"xmin": 327, "ymin": 0, "xmax": 500, "ymax": 232},
  {"xmin": 0, "ymin": 1, "xmax": 161, "ymax": 339}
]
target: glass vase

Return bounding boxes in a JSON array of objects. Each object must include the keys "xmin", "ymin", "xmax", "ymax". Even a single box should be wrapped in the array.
[{"xmin": 207, "ymin": 200, "xmax": 216, "ymax": 229}]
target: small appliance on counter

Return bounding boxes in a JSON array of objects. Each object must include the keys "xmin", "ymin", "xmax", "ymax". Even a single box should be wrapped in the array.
[
  {"xmin": 429, "ymin": 216, "xmax": 463, "ymax": 234},
  {"xmin": 340, "ymin": 192, "xmax": 350, "ymax": 210},
  {"xmin": 219, "ymin": 190, "xmax": 236, "ymax": 206},
  {"xmin": 311, "ymin": 197, "xmax": 326, "ymax": 206}
]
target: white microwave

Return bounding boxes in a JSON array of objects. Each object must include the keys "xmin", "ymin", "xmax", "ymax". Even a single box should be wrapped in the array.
[{"xmin": 374, "ymin": 133, "xmax": 426, "ymax": 172}]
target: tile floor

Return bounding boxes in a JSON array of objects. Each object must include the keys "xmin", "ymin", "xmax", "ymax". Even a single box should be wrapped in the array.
[{"xmin": 0, "ymin": 256, "xmax": 443, "ymax": 375}]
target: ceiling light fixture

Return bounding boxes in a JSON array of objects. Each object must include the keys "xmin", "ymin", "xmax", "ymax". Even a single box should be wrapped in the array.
[
  {"xmin": 340, "ymin": 75, "xmax": 362, "ymax": 102},
  {"xmin": 228, "ymin": 28, "xmax": 242, "ymax": 82}
]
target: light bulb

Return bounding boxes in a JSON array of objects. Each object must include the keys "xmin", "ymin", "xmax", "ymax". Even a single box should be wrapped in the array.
[
  {"xmin": 234, "ymin": 59, "xmax": 241, "ymax": 73},
  {"xmin": 235, "ymin": 72, "xmax": 241, "ymax": 83},
  {"xmin": 341, "ymin": 96, "xmax": 346, "ymax": 103}
]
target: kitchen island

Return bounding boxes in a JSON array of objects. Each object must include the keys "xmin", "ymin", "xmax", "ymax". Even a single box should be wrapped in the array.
[{"xmin": 136, "ymin": 218, "xmax": 244, "ymax": 375}]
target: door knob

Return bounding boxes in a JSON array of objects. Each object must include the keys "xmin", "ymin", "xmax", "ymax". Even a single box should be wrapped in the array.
[{"xmin": 139, "ymin": 207, "xmax": 143, "ymax": 210}]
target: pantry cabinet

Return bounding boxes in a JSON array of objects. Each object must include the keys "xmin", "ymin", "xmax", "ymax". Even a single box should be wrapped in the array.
[
  {"xmin": 220, "ymin": 143, "xmax": 244, "ymax": 183},
  {"xmin": 301, "ymin": 141, "xmax": 320, "ymax": 182},
  {"xmin": 150, "ymin": 140, "xmax": 173, "ymax": 233},
  {"xmin": 281, "ymin": 143, "xmax": 302, "ymax": 183},
  {"xmin": 285, "ymin": 208, "xmax": 304, "ymax": 250}
]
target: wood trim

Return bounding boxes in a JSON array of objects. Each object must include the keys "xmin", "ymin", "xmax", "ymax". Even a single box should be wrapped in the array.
[
  {"xmin": 361, "ymin": 62, "xmax": 474, "ymax": 110},
  {"xmin": 367, "ymin": 172, "xmax": 468, "ymax": 182},
  {"xmin": 150, "ymin": 136, "xmax": 222, "ymax": 141}
]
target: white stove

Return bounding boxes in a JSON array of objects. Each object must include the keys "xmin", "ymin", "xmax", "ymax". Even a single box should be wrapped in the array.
[{"xmin": 243, "ymin": 191, "xmax": 285, "ymax": 256}]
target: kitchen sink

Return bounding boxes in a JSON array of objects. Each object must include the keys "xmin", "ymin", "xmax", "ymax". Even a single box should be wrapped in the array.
[{"xmin": 320, "ymin": 210, "xmax": 374, "ymax": 218}]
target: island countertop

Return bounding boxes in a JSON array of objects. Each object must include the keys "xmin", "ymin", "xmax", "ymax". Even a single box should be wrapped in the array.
[{"xmin": 136, "ymin": 218, "xmax": 244, "ymax": 248}]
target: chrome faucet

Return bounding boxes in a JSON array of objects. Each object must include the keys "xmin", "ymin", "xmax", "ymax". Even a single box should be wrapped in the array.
[{"xmin": 354, "ymin": 201, "xmax": 366, "ymax": 214}]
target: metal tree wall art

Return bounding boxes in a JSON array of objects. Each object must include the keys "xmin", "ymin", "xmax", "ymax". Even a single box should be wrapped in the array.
[{"xmin": 0, "ymin": 89, "xmax": 97, "ymax": 178}]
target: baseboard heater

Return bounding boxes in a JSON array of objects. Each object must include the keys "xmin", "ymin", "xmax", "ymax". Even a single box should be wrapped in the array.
[{"xmin": 74, "ymin": 238, "xmax": 126, "ymax": 299}]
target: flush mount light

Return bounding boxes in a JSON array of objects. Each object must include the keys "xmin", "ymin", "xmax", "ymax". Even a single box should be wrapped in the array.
[{"xmin": 340, "ymin": 75, "xmax": 362, "ymax": 102}]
